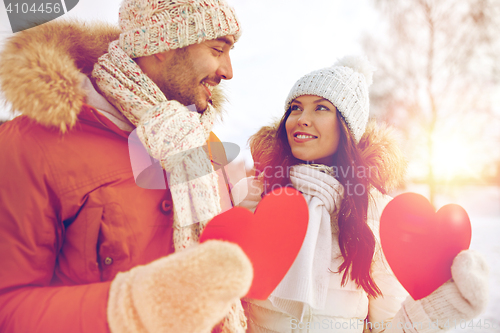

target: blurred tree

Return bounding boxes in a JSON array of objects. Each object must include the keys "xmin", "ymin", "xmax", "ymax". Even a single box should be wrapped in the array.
[{"xmin": 363, "ymin": 0, "xmax": 500, "ymax": 204}]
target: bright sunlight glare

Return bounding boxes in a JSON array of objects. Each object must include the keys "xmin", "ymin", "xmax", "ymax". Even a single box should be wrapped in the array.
[{"xmin": 431, "ymin": 132, "xmax": 482, "ymax": 182}]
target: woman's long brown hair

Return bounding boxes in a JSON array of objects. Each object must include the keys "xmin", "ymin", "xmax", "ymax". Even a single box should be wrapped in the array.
[{"xmin": 258, "ymin": 107, "xmax": 382, "ymax": 298}]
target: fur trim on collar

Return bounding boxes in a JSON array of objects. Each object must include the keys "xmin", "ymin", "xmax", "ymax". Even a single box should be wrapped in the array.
[
  {"xmin": 0, "ymin": 20, "xmax": 225, "ymax": 132},
  {"xmin": 0, "ymin": 20, "xmax": 119, "ymax": 132},
  {"xmin": 248, "ymin": 120, "xmax": 407, "ymax": 192},
  {"xmin": 358, "ymin": 121, "xmax": 407, "ymax": 192}
]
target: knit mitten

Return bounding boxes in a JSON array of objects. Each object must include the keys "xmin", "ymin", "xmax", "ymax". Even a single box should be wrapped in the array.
[
  {"xmin": 107, "ymin": 240, "xmax": 253, "ymax": 333},
  {"xmin": 384, "ymin": 249, "xmax": 489, "ymax": 333}
]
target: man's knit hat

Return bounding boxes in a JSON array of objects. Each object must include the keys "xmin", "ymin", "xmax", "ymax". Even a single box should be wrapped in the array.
[
  {"xmin": 118, "ymin": 0, "xmax": 241, "ymax": 58},
  {"xmin": 284, "ymin": 56, "xmax": 376, "ymax": 143}
]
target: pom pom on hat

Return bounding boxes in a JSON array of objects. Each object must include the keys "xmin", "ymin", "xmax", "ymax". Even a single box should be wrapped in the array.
[
  {"xmin": 284, "ymin": 55, "xmax": 375, "ymax": 143},
  {"xmin": 335, "ymin": 55, "xmax": 376, "ymax": 87}
]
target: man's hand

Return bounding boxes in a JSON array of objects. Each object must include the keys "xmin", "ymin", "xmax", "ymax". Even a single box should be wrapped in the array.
[{"xmin": 107, "ymin": 240, "xmax": 253, "ymax": 333}]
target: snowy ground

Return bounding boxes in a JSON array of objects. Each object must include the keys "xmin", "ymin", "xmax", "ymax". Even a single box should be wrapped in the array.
[
  {"xmin": 398, "ymin": 185, "xmax": 500, "ymax": 333},
  {"xmin": 450, "ymin": 214, "xmax": 500, "ymax": 333}
]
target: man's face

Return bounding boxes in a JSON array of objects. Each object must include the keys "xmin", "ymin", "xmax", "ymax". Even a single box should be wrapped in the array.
[{"xmin": 154, "ymin": 36, "xmax": 235, "ymax": 113}]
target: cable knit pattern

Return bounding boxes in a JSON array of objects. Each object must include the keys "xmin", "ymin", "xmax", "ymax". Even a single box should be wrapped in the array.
[
  {"xmin": 268, "ymin": 164, "xmax": 344, "ymax": 320},
  {"xmin": 137, "ymin": 103, "xmax": 221, "ymax": 247},
  {"xmin": 92, "ymin": 40, "xmax": 220, "ymax": 234},
  {"xmin": 93, "ymin": 41, "xmax": 166, "ymax": 121},
  {"xmin": 92, "ymin": 39, "xmax": 245, "ymax": 332},
  {"xmin": 284, "ymin": 56, "xmax": 376, "ymax": 143},
  {"xmin": 290, "ymin": 164, "xmax": 343, "ymax": 215},
  {"xmin": 118, "ymin": 0, "xmax": 242, "ymax": 58}
]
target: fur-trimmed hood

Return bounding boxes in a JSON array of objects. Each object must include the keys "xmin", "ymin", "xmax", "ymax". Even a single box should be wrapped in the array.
[
  {"xmin": 248, "ymin": 120, "xmax": 407, "ymax": 192},
  {"xmin": 0, "ymin": 20, "xmax": 225, "ymax": 132}
]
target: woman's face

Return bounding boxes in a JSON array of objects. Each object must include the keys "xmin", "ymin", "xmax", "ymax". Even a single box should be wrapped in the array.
[{"xmin": 285, "ymin": 95, "xmax": 341, "ymax": 165}]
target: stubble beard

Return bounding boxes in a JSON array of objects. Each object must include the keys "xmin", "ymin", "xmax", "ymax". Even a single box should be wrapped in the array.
[{"xmin": 155, "ymin": 48, "xmax": 208, "ymax": 113}]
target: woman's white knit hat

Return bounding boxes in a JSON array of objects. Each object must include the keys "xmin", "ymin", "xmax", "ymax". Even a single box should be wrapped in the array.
[
  {"xmin": 119, "ymin": 0, "xmax": 242, "ymax": 58},
  {"xmin": 284, "ymin": 56, "xmax": 376, "ymax": 143}
]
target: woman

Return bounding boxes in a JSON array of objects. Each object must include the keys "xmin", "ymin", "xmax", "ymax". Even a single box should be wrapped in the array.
[{"xmin": 232, "ymin": 56, "xmax": 488, "ymax": 332}]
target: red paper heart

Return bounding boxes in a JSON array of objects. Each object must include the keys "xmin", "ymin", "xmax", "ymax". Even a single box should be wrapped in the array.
[
  {"xmin": 200, "ymin": 187, "xmax": 309, "ymax": 300},
  {"xmin": 380, "ymin": 192, "xmax": 471, "ymax": 300}
]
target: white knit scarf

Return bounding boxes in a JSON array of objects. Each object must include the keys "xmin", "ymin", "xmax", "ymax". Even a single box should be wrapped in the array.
[
  {"xmin": 269, "ymin": 164, "xmax": 344, "ymax": 321},
  {"xmin": 92, "ymin": 40, "xmax": 245, "ymax": 332}
]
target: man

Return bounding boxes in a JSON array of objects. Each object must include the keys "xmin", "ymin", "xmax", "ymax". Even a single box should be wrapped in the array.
[{"xmin": 0, "ymin": 0, "xmax": 252, "ymax": 332}]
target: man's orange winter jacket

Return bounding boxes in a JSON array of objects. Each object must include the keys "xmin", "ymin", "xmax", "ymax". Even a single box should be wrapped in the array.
[{"xmin": 0, "ymin": 20, "xmax": 232, "ymax": 332}]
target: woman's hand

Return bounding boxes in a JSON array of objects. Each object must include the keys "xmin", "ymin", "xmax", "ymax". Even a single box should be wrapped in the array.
[
  {"xmin": 382, "ymin": 250, "xmax": 489, "ymax": 333},
  {"xmin": 419, "ymin": 250, "xmax": 489, "ymax": 325}
]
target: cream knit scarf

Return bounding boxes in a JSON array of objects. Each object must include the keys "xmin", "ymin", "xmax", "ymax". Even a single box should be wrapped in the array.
[
  {"xmin": 92, "ymin": 41, "xmax": 246, "ymax": 332},
  {"xmin": 269, "ymin": 164, "xmax": 344, "ymax": 321}
]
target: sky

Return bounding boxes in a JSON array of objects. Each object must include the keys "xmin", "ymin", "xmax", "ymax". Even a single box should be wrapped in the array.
[{"xmin": 0, "ymin": 0, "xmax": 383, "ymax": 168}]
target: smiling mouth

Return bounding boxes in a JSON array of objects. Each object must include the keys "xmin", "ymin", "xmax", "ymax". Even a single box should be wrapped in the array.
[
  {"xmin": 294, "ymin": 133, "xmax": 318, "ymax": 139},
  {"xmin": 202, "ymin": 81, "xmax": 215, "ymax": 94},
  {"xmin": 201, "ymin": 81, "xmax": 215, "ymax": 104}
]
